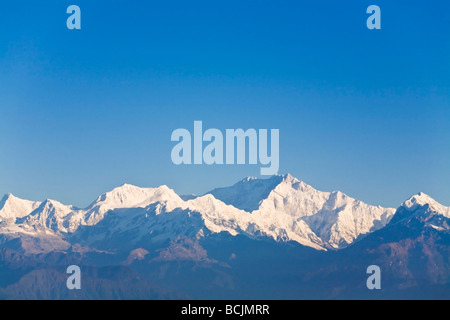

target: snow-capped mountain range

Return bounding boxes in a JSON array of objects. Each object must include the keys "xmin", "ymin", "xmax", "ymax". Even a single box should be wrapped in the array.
[{"xmin": 0, "ymin": 174, "xmax": 448, "ymax": 252}]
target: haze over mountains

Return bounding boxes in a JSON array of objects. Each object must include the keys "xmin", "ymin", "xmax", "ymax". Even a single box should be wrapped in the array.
[{"xmin": 0, "ymin": 174, "xmax": 448, "ymax": 299}]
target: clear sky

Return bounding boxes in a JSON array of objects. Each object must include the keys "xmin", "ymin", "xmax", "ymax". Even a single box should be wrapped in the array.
[{"xmin": 0, "ymin": 0, "xmax": 449, "ymax": 208}]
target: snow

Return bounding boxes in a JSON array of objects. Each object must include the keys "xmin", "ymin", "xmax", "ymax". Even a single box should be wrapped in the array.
[
  {"xmin": 19, "ymin": 199, "xmax": 84, "ymax": 233},
  {"xmin": 206, "ymin": 174, "xmax": 395, "ymax": 249},
  {"xmin": 0, "ymin": 174, "xmax": 445, "ymax": 252},
  {"xmin": 83, "ymin": 184, "xmax": 184, "ymax": 225},
  {"xmin": 207, "ymin": 175, "xmax": 283, "ymax": 212},
  {"xmin": 402, "ymin": 193, "xmax": 450, "ymax": 218},
  {"xmin": 0, "ymin": 194, "xmax": 41, "ymax": 222}
]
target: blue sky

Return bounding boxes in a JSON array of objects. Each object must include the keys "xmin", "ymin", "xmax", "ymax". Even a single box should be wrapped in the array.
[{"xmin": 0, "ymin": 1, "xmax": 449, "ymax": 208}]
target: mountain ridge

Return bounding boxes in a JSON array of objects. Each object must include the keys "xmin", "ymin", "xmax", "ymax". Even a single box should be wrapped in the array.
[
  {"xmin": 0, "ymin": 175, "xmax": 449, "ymax": 299},
  {"xmin": 0, "ymin": 174, "xmax": 447, "ymax": 252}
]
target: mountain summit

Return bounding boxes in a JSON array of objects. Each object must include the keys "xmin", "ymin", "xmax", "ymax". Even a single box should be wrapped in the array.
[
  {"xmin": 402, "ymin": 192, "xmax": 450, "ymax": 217},
  {"xmin": 207, "ymin": 174, "xmax": 395, "ymax": 249},
  {"xmin": 0, "ymin": 194, "xmax": 41, "ymax": 223},
  {"xmin": 388, "ymin": 193, "xmax": 450, "ymax": 231},
  {"xmin": 84, "ymin": 184, "xmax": 184, "ymax": 225}
]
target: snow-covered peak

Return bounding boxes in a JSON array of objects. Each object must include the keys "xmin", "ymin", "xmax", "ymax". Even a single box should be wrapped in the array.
[
  {"xmin": 0, "ymin": 193, "xmax": 41, "ymax": 222},
  {"xmin": 94, "ymin": 184, "xmax": 181, "ymax": 208},
  {"xmin": 102, "ymin": 183, "xmax": 153, "ymax": 203},
  {"xmin": 258, "ymin": 176, "xmax": 329, "ymax": 217},
  {"xmin": 403, "ymin": 192, "xmax": 437, "ymax": 208},
  {"xmin": 38, "ymin": 199, "xmax": 74, "ymax": 214},
  {"xmin": 280, "ymin": 173, "xmax": 299, "ymax": 183},
  {"xmin": 17, "ymin": 198, "xmax": 81, "ymax": 234},
  {"xmin": 401, "ymin": 193, "xmax": 450, "ymax": 218},
  {"xmin": 203, "ymin": 174, "xmax": 396, "ymax": 249},
  {"xmin": 84, "ymin": 184, "xmax": 184, "ymax": 225},
  {"xmin": 207, "ymin": 175, "xmax": 284, "ymax": 212}
]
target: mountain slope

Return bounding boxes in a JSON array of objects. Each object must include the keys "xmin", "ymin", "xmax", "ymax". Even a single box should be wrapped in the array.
[
  {"xmin": 206, "ymin": 174, "xmax": 395, "ymax": 249},
  {"xmin": 18, "ymin": 199, "xmax": 85, "ymax": 234},
  {"xmin": 329, "ymin": 193, "xmax": 450, "ymax": 296},
  {"xmin": 207, "ymin": 175, "xmax": 284, "ymax": 212}
]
